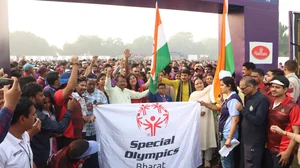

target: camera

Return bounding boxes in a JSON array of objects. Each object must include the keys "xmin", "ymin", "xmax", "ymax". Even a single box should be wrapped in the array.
[{"xmin": 0, "ymin": 78, "xmax": 14, "ymax": 88}]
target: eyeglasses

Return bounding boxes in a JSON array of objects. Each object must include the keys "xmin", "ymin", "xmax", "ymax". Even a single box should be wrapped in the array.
[{"xmin": 240, "ymin": 85, "xmax": 250, "ymax": 91}]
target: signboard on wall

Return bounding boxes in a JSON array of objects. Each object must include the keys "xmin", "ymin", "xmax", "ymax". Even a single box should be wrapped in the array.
[{"xmin": 249, "ymin": 42, "xmax": 273, "ymax": 64}]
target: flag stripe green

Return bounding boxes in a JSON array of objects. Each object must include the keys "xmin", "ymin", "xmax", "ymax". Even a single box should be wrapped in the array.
[
  {"xmin": 150, "ymin": 43, "xmax": 170, "ymax": 93},
  {"xmin": 225, "ymin": 42, "xmax": 234, "ymax": 73}
]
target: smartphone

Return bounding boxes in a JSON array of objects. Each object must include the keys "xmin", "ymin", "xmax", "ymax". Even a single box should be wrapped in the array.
[{"xmin": 0, "ymin": 78, "xmax": 14, "ymax": 88}]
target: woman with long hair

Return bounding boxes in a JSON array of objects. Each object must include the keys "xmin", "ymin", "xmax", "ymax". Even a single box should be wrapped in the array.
[
  {"xmin": 218, "ymin": 77, "xmax": 242, "ymax": 168},
  {"xmin": 126, "ymin": 73, "xmax": 149, "ymax": 103},
  {"xmin": 48, "ymin": 139, "xmax": 98, "ymax": 168},
  {"xmin": 42, "ymin": 90, "xmax": 59, "ymax": 157},
  {"xmin": 189, "ymin": 77, "xmax": 217, "ymax": 167}
]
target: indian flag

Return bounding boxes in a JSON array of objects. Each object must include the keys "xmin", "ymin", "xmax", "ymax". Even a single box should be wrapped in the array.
[
  {"xmin": 149, "ymin": 2, "xmax": 171, "ymax": 93},
  {"xmin": 210, "ymin": 0, "xmax": 235, "ymax": 102}
]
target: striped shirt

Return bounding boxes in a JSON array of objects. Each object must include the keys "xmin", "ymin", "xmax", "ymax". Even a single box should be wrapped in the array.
[{"xmin": 84, "ymin": 89, "xmax": 108, "ymax": 136}]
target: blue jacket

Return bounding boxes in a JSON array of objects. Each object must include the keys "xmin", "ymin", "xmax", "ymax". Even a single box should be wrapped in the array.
[{"xmin": 148, "ymin": 92, "xmax": 172, "ymax": 102}]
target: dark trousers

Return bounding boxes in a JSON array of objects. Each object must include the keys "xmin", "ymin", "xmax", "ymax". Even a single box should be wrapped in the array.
[
  {"xmin": 243, "ymin": 144, "xmax": 264, "ymax": 168},
  {"xmin": 82, "ymin": 133, "xmax": 99, "ymax": 168},
  {"xmin": 56, "ymin": 136, "xmax": 75, "ymax": 150},
  {"xmin": 263, "ymin": 149, "xmax": 294, "ymax": 168},
  {"xmin": 35, "ymin": 162, "xmax": 49, "ymax": 168}
]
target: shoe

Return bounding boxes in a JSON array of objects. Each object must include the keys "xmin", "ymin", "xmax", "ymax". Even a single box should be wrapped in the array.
[{"xmin": 204, "ymin": 159, "xmax": 211, "ymax": 168}]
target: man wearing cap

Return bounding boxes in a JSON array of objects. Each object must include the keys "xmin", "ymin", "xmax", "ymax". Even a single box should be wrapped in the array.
[
  {"xmin": 236, "ymin": 76, "xmax": 269, "ymax": 168},
  {"xmin": 55, "ymin": 67, "xmax": 64, "ymax": 75},
  {"xmin": 47, "ymin": 139, "xmax": 98, "ymax": 168},
  {"xmin": 82, "ymin": 61, "xmax": 88, "ymax": 69},
  {"xmin": 265, "ymin": 75, "xmax": 300, "ymax": 168},
  {"xmin": 37, "ymin": 67, "xmax": 49, "ymax": 88},
  {"xmin": 23, "ymin": 63, "xmax": 35, "ymax": 77},
  {"xmin": 263, "ymin": 69, "xmax": 284, "ymax": 102}
]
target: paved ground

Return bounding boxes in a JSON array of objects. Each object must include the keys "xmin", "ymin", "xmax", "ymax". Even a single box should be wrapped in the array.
[{"xmin": 197, "ymin": 151, "xmax": 299, "ymax": 168}]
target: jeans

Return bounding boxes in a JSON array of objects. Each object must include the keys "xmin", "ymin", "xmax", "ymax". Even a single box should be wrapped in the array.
[
  {"xmin": 221, "ymin": 138, "xmax": 235, "ymax": 168},
  {"xmin": 264, "ymin": 149, "xmax": 294, "ymax": 168}
]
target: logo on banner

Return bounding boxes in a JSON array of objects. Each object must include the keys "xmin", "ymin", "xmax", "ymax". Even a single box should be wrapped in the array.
[
  {"xmin": 136, "ymin": 103, "xmax": 169, "ymax": 136},
  {"xmin": 251, "ymin": 45, "xmax": 270, "ymax": 59}
]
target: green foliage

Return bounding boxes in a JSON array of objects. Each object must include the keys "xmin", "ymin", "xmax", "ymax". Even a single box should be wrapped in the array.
[
  {"xmin": 278, "ymin": 22, "xmax": 289, "ymax": 57},
  {"xmin": 10, "ymin": 31, "xmax": 55, "ymax": 56},
  {"xmin": 9, "ymin": 31, "xmax": 219, "ymax": 59}
]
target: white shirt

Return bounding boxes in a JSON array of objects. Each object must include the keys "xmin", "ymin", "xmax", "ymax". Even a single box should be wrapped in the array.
[
  {"xmin": 0, "ymin": 131, "xmax": 33, "ymax": 168},
  {"xmin": 286, "ymin": 73, "xmax": 300, "ymax": 101},
  {"xmin": 72, "ymin": 92, "xmax": 88, "ymax": 132},
  {"xmin": 104, "ymin": 77, "xmax": 149, "ymax": 104}
]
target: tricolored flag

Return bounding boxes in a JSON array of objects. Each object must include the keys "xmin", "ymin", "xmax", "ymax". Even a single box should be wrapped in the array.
[
  {"xmin": 149, "ymin": 1, "xmax": 171, "ymax": 93},
  {"xmin": 210, "ymin": 0, "xmax": 235, "ymax": 102}
]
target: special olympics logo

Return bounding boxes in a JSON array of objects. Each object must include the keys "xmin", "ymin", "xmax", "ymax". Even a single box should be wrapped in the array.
[{"xmin": 136, "ymin": 103, "xmax": 169, "ymax": 136}]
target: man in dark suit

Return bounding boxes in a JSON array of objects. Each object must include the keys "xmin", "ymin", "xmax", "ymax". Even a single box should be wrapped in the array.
[
  {"xmin": 148, "ymin": 83, "xmax": 172, "ymax": 102},
  {"xmin": 236, "ymin": 76, "xmax": 269, "ymax": 168}
]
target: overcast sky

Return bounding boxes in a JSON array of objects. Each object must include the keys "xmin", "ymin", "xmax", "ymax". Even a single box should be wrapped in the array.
[{"xmin": 7, "ymin": 0, "xmax": 300, "ymax": 48}]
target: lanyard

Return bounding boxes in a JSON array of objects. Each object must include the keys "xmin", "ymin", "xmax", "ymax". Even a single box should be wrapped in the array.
[{"xmin": 19, "ymin": 143, "xmax": 32, "ymax": 168}]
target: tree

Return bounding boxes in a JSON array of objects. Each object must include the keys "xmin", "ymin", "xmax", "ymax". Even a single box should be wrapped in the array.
[
  {"xmin": 278, "ymin": 22, "xmax": 289, "ymax": 57},
  {"xmin": 201, "ymin": 38, "xmax": 218, "ymax": 60},
  {"xmin": 129, "ymin": 36, "xmax": 153, "ymax": 56},
  {"xmin": 10, "ymin": 31, "xmax": 54, "ymax": 56},
  {"xmin": 61, "ymin": 36, "xmax": 125, "ymax": 56},
  {"xmin": 102, "ymin": 37, "xmax": 125, "ymax": 56},
  {"xmin": 62, "ymin": 35, "xmax": 105, "ymax": 55},
  {"xmin": 9, "ymin": 31, "xmax": 220, "ymax": 59},
  {"xmin": 168, "ymin": 32, "xmax": 194, "ymax": 56}
]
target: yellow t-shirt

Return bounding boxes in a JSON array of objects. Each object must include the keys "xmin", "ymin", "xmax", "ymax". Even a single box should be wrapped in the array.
[{"xmin": 161, "ymin": 78, "xmax": 190, "ymax": 102}]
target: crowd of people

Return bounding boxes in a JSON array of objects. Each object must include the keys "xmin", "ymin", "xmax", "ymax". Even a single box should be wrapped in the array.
[{"xmin": 0, "ymin": 49, "xmax": 300, "ymax": 168}]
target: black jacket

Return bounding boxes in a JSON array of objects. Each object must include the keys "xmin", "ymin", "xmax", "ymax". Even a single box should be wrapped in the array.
[
  {"xmin": 241, "ymin": 91, "xmax": 269, "ymax": 147},
  {"xmin": 30, "ymin": 108, "xmax": 72, "ymax": 166}
]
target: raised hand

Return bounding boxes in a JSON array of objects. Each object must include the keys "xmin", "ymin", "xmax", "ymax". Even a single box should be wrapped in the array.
[
  {"xmin": 71, "ymin": 56, "xmax": 79, "ymax": 65},
  {"xmin": 67, "ymin": 98, "xmax": 77, "ymax": 112},
  {"xmin": 3, "ymin": 77, "xmax": 21, "ymax": 111},
  {"xmin": 28, "ymin": 118, "xmax": 41, "ymax": 138},
  {"xmin": 92, "ymin": 56, "xmax": 98, "ymax": 63},
  {"xmin": 124, "ymin": 49, "xmax": 131, "ymax": 59}
]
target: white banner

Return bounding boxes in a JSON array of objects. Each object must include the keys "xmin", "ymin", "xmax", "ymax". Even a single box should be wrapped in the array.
[{"xmin": 94, "ymin": 102, "xmax": 202, "ymax": 168}]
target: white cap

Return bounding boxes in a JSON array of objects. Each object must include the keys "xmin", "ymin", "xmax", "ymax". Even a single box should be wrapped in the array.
[
  {"xmin": 270, "ymin": 80, "xmax": 285, "ymax": 86},
  {"xmin": 219, "ymin": 70, "xmax": 232, "ymax": 79}
]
